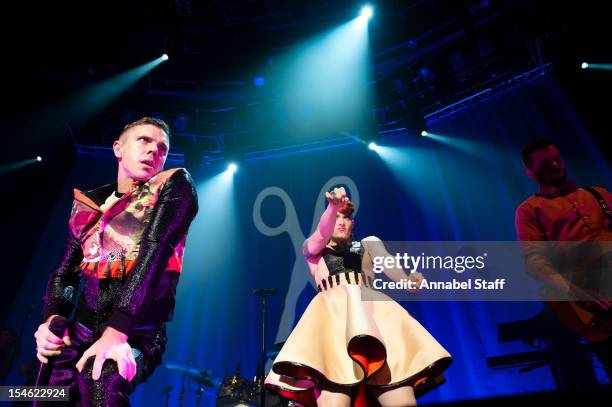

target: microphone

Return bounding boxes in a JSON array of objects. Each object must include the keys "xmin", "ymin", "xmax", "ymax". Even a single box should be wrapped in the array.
[
  {"xmin": 253, "ymin": 288, "xmax": 276, "ymax": 297},
  {"xmin": 35, "ymin": 286, "xmax": 74, "ymax": 386},
  {"xmin": 35, "ymin": 316, "xmax": 67, "ymax": 386}
]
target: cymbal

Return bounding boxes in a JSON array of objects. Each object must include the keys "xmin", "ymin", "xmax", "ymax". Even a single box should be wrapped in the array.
[{"xmin": 165, "ymin": 363, "xmax": 222, "ymax": 387}]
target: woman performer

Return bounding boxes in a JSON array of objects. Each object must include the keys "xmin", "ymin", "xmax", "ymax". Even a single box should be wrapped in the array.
[{"xmin": 266, "ymin": 187, "xmax": 452, "ymax": 406}]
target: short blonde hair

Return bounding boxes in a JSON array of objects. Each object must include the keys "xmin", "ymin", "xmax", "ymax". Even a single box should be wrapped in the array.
[{"xmin": 118, "ymin": 117, "xmax": 171, "ymax": 141}]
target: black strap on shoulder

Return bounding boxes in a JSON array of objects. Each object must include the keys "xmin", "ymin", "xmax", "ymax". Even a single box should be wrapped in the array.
[{"xmin": 583, "ymin": 187, "xmax": 612, "ymax": 221}]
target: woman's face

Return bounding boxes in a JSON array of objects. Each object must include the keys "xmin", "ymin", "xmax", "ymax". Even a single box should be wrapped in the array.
[{"xmin": 332, "ymin": 212, "xmax": 354, "ymax": 242}]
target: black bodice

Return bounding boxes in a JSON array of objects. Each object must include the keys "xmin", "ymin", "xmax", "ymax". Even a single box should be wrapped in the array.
[{"xmin": 322, "ymin": 242, "xmax": 363, "ymax": 276}]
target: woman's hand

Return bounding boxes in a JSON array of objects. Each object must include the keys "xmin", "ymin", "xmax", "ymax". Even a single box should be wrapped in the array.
[{"xmin": 325, "ymin": 187, "xmax": 349, "ymax": 207}]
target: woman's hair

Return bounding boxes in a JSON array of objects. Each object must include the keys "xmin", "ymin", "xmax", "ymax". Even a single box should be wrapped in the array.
[{"xmin": 338, "ymin": 200, "xmax": 355, "ymax": 218}]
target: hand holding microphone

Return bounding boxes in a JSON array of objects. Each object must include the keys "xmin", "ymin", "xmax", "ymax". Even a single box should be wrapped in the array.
[
  {"xmin": 34, "ymin": 315, "xmax": 69, "ymax": 386},
  {"xmin": 325, "ymin": 187, "xmax": 349, "ymax": 207},
  {"xmin": 34, "ymin": 315, "xmax": 70, "ymax": 364}
]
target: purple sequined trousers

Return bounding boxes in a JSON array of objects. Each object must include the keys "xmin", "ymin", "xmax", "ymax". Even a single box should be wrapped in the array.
[{"xmin": 34, "ymin": 321, "xmax": 166, "ymax": 406}]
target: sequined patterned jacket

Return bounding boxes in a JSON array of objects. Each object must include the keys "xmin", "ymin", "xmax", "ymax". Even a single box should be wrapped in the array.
[{"xmin": 43, "ymin": 167, "xmax": 198, "ymax": 334}]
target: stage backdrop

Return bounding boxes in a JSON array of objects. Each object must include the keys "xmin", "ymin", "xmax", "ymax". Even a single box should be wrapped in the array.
[{"xmin": 5, "ymin": 73, "xmax": 611, "ymax": 405}]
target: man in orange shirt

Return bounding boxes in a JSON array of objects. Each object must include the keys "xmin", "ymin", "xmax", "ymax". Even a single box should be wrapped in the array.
[{"xmin": 515, "ymin": 138, "xmax": 611, "ymax": 388}]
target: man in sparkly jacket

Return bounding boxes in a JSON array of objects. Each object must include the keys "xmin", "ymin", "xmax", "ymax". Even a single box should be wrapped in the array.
[{"xmin": 34, "ymin": 117, "xmax": 198, "ymax": 405}]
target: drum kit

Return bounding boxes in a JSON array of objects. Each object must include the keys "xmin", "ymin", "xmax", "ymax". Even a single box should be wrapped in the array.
[
  {"xmin": 164, "ymin": 358, "xmax": 292, "ymax": 407},
  {"xmin": 162, "ymin": 288, "xmax": 294, "ymax": 407}
]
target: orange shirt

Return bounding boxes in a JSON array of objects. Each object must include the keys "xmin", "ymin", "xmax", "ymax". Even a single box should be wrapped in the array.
[
  {"xmin": 515, "ymin": 184, "xmax": 612, "ymax": 284},
  {"xmin": 515, "ymin": 185, "xmax": 612, "ymax": 242}
]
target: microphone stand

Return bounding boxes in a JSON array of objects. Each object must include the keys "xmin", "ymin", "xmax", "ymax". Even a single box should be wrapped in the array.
[
  {"xmin": 158, "ymin": 385, "xmax": 173, "ymax": 407},
  {"xmin": 253, "ymin": 288, "xmax": 276, "ymax": 407},
  {"xmin": 178, "ymin": 374, "xmax": 186, "ymax": 407}
]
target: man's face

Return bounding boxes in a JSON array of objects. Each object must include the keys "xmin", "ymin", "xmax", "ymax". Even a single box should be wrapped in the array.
[
  {"xmin": 332, "ymin": 212, "xmax": 354, "ymax": 242},
  {"xmin": 113, "ymin": 124, "xmax": 169, "ymax": 181},
  {"xmin": 526, "ymin": 145, "xmax": 567, "ymax": 187}
]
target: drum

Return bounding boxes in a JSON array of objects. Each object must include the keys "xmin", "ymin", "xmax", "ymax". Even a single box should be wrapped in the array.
[
  {"xmin": 250, "ymin": 379, "xmax": 293, "ymax": 407},
  {"xmin": 216, "ymin": 374, "xmax": 254, "ymax": 407}
]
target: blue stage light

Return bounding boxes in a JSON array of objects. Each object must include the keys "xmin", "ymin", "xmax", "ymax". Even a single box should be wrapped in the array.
[{"xmin": 253, "ymin": 77, "xmax": 265, "ymax": 87}]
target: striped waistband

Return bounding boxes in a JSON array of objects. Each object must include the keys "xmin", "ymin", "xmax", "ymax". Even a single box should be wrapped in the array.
[{"xmin": 317, "ymin": 270, "xmax": 375, "ymax": 292}]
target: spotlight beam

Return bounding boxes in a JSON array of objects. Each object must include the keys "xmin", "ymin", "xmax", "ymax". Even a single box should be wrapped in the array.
[
  {"xmin": 581, "ymin": 62, "xmax": 612, "ymax": 71},
  {"xmin": 0, "ymin": 157, "xmax": 41, "ymax": 175},
  {"xmin": 52, "ymin": 54, "xmax": 169, "ymax": 126}
]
